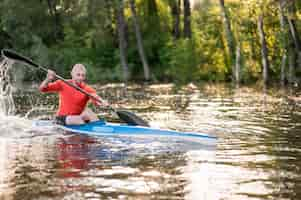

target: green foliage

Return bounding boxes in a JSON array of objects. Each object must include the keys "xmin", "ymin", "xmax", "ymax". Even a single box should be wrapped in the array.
[
  {"xmin": 165, "ymin": 38, "xmax": 200, "ymax": 83},
  {"xmin": 0, "ymin": 0, "xmax": 300, "ymax": 84}
]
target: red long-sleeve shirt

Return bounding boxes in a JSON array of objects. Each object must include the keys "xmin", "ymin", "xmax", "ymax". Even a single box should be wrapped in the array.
[{"xmin": 39, "ymin": 80, "xmax": 96, "ymax": 116}]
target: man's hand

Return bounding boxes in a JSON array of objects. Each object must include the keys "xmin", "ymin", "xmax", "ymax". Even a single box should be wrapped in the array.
[
  {"xmin": 46, "ymin": 70, "xmax": 56, "ymax": 82},
  {"xmin": 91, "ymin": 94, "xmax": 109, "ymax": 107},
  {"xmin": 100, "ymin": 100, "xmax": 109, "ymax": 107},
  {"xmin": 39, "ymin": 69, "xmax": 56, "ymax": 91}
]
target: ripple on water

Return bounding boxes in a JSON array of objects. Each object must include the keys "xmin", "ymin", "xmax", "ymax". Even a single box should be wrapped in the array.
[{"xmin": 1, "ymin": 83, "xmax": 301, "ymax": 199}]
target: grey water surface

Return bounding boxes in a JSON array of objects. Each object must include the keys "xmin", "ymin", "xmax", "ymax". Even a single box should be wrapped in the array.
[{"xmin": 0, "ymin": 83, "xmax": 301, "ymax": 200}]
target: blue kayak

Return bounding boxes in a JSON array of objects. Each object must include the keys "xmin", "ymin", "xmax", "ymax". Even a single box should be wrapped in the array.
[{"xmin": 34, "ymin": 120, "xmax": 217, "ymax": 143}]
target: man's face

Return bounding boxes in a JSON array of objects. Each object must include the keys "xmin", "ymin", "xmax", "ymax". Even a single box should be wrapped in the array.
[{"xmin": 71, "ymin": 67, "xmax": 86, "ymax": 84}]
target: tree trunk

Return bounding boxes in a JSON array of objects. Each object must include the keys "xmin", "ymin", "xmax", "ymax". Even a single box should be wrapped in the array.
[
  {"xmin": 287, "ymin": 18, "xmax": 301, "ymax": 71},
  {"xmin": 147, "ymin": 0, "xmax": 159, "ymax": 16},
  {"xmin": 288, "ymin": 49, "xmax": 296, "ymax": 84},
  {"xmin": 287, "ymin": 2, "xmax": 301, "ymax": 71},
  {"xmin": 129, "ymin": 0, "xmax": 150, "ymax": 81},
  {"xmin": 104, "ymin": 0, "xmax": 116, "ymax": 41},
  {"xmin": 235, "ymin": 44, "xmax": 241, "ymax": 84},
  {"xmin": 257, "ymin": 14, "xmax": 270, "ymax": 84},
  {"xmin": 279, "ymin": 1, "xmax": 288, "ymax": 85},
  {"xmin": 287, "ymin": 18, "xmax": 301, "ymax": 52},
  {"xmin": 218, "ymin": 0, "xmax": 236, "ymax": 81},
  {"xmin": 46, "ymin": 0, "xmax": 64, "ymax": 41},
  {"xmin": 116, "ymin": 0, "xmax": 129, "ymax": 81},
  {"xmin": 147, "ymin": 0, "xmax": 160, "ymax": 31},
  {"xmin": 281, "ymin": 54, "xmax": 287, "ymax": 85},
  {"xmin": 183, "ymin": 0, "xmax": 191, "ymax": 38},
  {"xmin": 171, "ymin": 0, "xmax": 181, "ymax": 39}
]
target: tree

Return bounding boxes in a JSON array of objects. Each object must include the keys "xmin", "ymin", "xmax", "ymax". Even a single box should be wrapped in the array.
[
  {"xmin": 45, "ymin": 0, "xmax": 64, "ymax": 41},
  {"xmin": 129, "ymin": 0, "xmax": 150, "ymax": 81},
  {"xmin": 278, "ymin": 0, "xmax": 288, "ymax": 85},
  {"xmin": 116, "ymin": 0, "xmax": 129, "ymax": 81},
  {"xmin": 170, "ymin": 0, "xmax": 181, "ymax": 39},
  {"xmin": 287, "ymin": 1, "xmax": 301, "ymax": 75},
  {"xmin": 257, "ymin": 14, "xmax": 270, "ymax": 84},
  {"xmin": 183, "ymin": 0, "xmax": 192, "ymax": 38},
  {"xmin": 234, "ymin": 44, "xmax": 241, "ymax": 84},
  {"xmin": 277, "ymin": 0, "xmax": 300, "ymax": 84},
  {"xmin": 218, "ymin": 0, "xmax": 237, "ymax": 82}
]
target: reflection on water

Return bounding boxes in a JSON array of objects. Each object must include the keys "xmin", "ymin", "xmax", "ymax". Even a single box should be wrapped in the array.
[{"xmin": 0, "ymin": 83, "xmax": 301, "ymax": 199}]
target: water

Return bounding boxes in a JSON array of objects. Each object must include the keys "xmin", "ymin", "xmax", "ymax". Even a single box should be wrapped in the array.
[
  {"xmin": 0, "ymin": 58, "xmax": 15, "ymax": 115},
  {"xmin": 0, "ymin": 80, "xmax": 301, "ymax": 199}
]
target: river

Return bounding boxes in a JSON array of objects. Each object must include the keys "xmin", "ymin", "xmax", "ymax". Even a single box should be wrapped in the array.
[{"xmin": 0, "ymin": 82, "xmax": 300, "ymax": 200}]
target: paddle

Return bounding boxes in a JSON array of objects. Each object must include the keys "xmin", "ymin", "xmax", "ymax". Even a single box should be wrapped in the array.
[{"xmin": 1, "ymin": 49, "xmax": 149, "ymax": 127}]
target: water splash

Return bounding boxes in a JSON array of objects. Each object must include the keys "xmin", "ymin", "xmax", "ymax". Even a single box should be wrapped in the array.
[{"xmin": 0, "ymin": 58, "xmax": 15, "ymax": 115}]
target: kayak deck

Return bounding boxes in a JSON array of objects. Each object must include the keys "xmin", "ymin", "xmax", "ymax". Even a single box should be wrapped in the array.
[{"xmin": 33, "ymin": 120, "xmax": 217, "ymax": 144}]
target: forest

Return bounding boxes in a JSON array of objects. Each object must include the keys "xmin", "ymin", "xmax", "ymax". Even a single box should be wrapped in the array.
[{"xmin": 0, "ymin": 0, "xmax": 300, "ymax": 85}]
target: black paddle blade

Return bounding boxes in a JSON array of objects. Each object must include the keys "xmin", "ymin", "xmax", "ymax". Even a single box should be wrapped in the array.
[
  {"xmin": 116, "ymin": 110, "xmax": 149, "ymax": 127},
  {"xmin": 1, "ymin": 49, "xmax": 39, "ymax": 68}
]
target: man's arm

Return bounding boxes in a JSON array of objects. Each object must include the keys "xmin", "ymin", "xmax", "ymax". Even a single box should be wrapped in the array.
[
  {"xmin": 39, "ymin": 70, "xmax": 59, "ymax": 92},
  {"xmin": 84, "ymin": 85, "xmax": 109, "ymax": 107}
]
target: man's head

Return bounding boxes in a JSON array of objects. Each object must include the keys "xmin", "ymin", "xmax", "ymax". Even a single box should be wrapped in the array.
[{"xmin": 71, "ymin": 64, "xmax": 86, "ymax": 84}]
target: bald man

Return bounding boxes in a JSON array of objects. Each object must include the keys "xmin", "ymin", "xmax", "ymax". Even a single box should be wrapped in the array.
[{"xmin": 39, "ymin": 63, "xmax": 108, "ymax": 125}]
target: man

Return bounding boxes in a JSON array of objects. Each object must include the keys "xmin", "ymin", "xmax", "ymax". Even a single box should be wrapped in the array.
[{"xmin": 39, "ymin": 63, "xmax": 108, "ymax": 125}]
